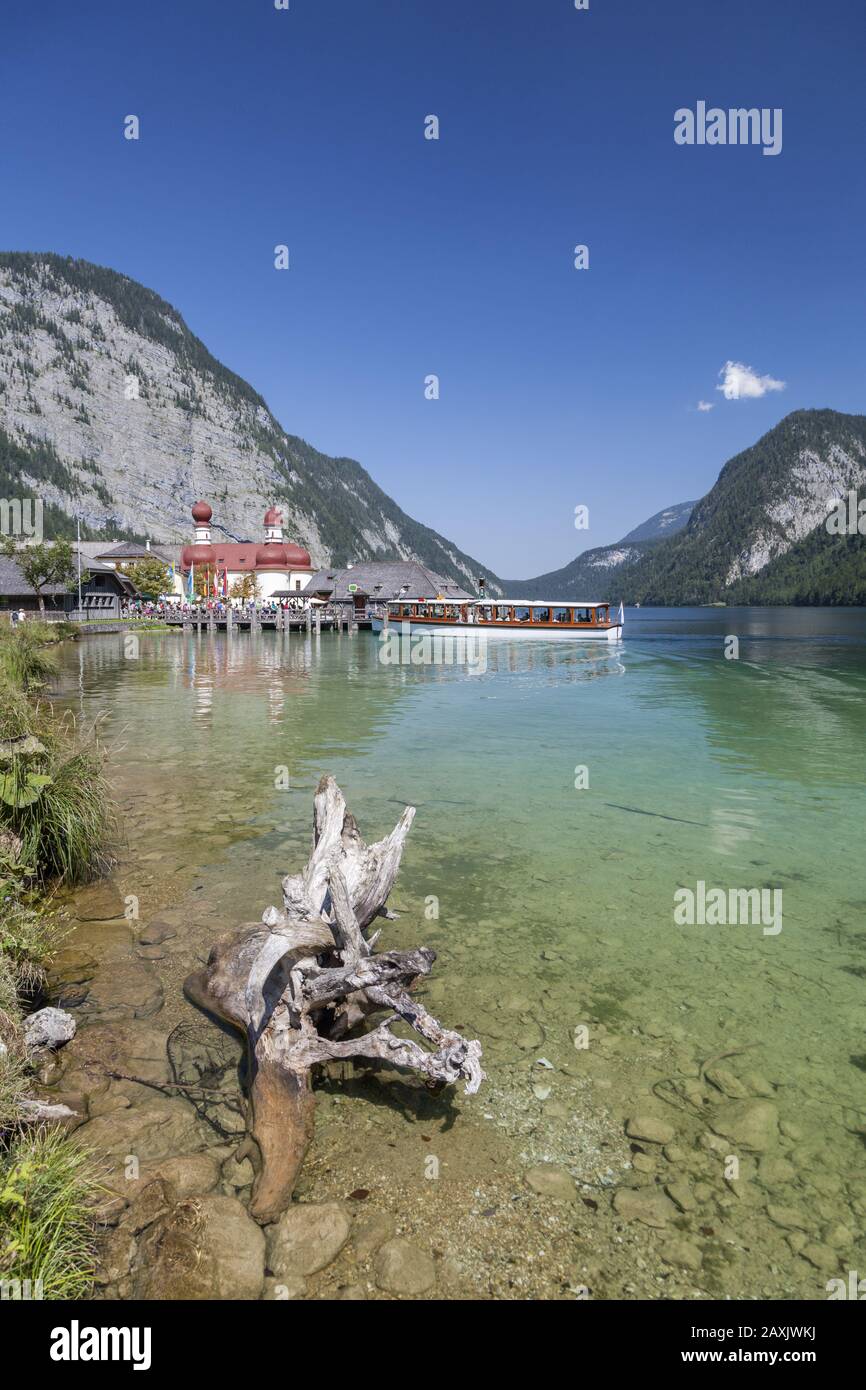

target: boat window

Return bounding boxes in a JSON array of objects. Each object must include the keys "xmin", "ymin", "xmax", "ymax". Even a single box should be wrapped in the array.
[
  {"xmin": 532, "ymin": 607, "xmax": 551, "ymax": 623},
  {"xmin": 513, "ymin": 606, "xmax": 531, "ymax": 622},
  {"xmin": 495, "ymin": 605, "xmax": 512, "ymax": 622},
  {"xmin": 552, "ymin": 607, "xmax": 570, "ymax": 623},
  {"xmin": 431, "ymin": 604, "xmax": 444, "ymax": 618},
  {"xmin": 572, "ymin": 607, "xmax": 590, "ymax": 623},
  {"xmin": 477, "ymin": 605, "xmax": 494, "ymax": 622}
]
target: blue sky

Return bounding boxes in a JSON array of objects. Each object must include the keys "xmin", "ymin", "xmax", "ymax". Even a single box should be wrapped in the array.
[{"xmin": 2, "ymin": 0, "xmax": 864, "ymax": 576}]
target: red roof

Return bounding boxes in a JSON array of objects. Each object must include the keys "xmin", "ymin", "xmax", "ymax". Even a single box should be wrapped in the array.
[{"xmin": 181, "ymin": 542, "xmax": 312, "ymax": 572}]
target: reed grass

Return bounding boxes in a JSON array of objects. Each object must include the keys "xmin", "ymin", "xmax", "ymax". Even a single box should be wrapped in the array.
[{"xmin": 0, "ymin": 1128, "xmax": 99, "ymax": 1298}]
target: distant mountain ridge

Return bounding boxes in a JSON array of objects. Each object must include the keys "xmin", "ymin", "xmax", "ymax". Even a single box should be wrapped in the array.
[
  {"xmin": 508, "ymin": 411, "xmax": 866, "ymax": 605},
  {"xmin": 503, "ymin": 499, "xmax": 693, "ymax": 600},
  {"xmin": 0, "ymin": 252, "xmax": 504, "ymax": 595},
  {"xmin": 621, "ymin": 500, "xmax": 696, "ymax": 543}
]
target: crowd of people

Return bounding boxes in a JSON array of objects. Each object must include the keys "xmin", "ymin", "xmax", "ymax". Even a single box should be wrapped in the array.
[{"xmin": 119, "ymin": 597, "xmax": 312, "ymax": 620}]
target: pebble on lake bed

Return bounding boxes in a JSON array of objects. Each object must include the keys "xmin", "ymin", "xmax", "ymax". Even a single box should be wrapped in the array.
[
  {"xmin": 374, "ymin": 1238, "xmax": 436, "ymax": 1296},
  {"xmin": 625, "ymin": 1114, "xmax": 676, "ymax": 1146},
  {"xmin": 524, "ymin": 1163, "xmax": 578, "ymax": 1202},
  {"xmin": 265, "ymin": 1202, "xmax": 351, "ymax": 1277},
  {"xmin": 613, "ymin": 1187, "xmax": 677, "ymax": 1228}
]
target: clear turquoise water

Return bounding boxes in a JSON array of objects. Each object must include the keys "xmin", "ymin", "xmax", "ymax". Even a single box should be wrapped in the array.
[{"xmin": 57, "ymin": 608, "xmax": 866, "ymax": 1295}]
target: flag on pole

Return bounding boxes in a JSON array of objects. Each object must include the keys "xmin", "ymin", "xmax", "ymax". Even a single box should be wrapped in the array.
[
  {"xmin": 187, "ymin": 562, "xmax": 194, "ymax": 598},
  {"xmin": 618, "ymin": 601, "xmax": 625, "ymax": 625}
]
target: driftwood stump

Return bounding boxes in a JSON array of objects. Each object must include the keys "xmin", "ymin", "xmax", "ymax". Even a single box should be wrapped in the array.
[{"xmin": 184, "ymin": 776, "xmax": 484, "ymax": 1223}]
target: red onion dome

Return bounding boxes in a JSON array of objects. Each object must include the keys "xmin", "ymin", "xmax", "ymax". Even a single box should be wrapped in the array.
[
  {"xmin": 191, "ymin": 500, "xmax": 212, "ymax": 524},
  {"xmin": 255, "ymin": 542, "xmax": 312, "ymax": 568},
  {"xmin": 263, "ymin": 505, "xmax": 283, "ymax": 527},
  {"xmin": 181, "ymin": 544, "xmax": 215, "ymax": 567}
]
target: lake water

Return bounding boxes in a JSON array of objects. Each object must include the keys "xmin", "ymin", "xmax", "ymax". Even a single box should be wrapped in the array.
[{"xmin": 54, "ymin": 608, "xmax": 866, "ymax": 1299}]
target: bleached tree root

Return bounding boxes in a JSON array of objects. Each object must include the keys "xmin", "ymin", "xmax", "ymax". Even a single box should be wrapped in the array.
[{"xmin": 184, "ymin": 775, "xmax": 484, "ymax": 1223}]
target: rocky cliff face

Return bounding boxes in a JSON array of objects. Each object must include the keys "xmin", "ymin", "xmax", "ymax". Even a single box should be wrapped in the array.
[{"xmin": 0, "ymin": 253, "xmax": 502, "ymax": 593}]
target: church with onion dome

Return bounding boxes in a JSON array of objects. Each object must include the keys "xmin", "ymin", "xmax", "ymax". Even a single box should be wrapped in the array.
[{"xmin": 179, "ymin": 501, "xmax": 315, "ymax": 599}]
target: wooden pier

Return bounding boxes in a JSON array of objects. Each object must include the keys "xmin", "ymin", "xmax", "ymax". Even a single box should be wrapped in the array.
[{"xmin": 160, "ymin": 606, "xmax": 367, "ymax": 635}]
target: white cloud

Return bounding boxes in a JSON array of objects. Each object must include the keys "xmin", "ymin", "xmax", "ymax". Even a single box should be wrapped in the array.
[
  {"xmin": 716, "ymin": 360, "xmax": 786, "ymax": 401},
  {"xmin": 697, "ymin": 400, "xmax": 715, "ymax": 412}
]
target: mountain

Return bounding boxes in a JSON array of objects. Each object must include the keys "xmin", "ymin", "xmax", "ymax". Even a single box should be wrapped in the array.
[
  {"xmin": 503, "ymin": 500, "xmax": 693, "ymax": 599},
  {"xmin": 508, "ymin": 411, "xmax": 866, "ymax": 605},
  {"xmin": 620, "ymin": 500, "xmax": 696, "ymax": 543},
  {"xmin": 0, "ymin": 252, "xmax": 503, "ymax": 594}
]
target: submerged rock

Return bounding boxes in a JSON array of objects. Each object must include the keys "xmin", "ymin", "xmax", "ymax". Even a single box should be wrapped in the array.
[
  {"xmin": 73, "ymin": 1021, "xmax": 173, "ymax": 1087},
  {"xmin": 103, "ymin": 1151, "xmax": 221, "ymax": 1203},
  {"xmin": 613, "ymin": 1186, "xmax": 677, "ymax": 1228},
  {"xmin": 766, "ymin": 1204, "xmax": 809, "ymax": 1232},
  {"xmin": 80, "ymin": 961, "xmax": 164, "ymax": 1021},
  {"xmin": 262, "ymin": 1275, "xmax": 307, "ymax": 1300},
  {"xmin": 138, "ymin": 921, "xmax": 177, "ymax": 946},
  {"xmin": 49, "ymin": 947, "xmax": 97, "ymax": 1008},
  {"xmin": 266, "ymin": 1202, "xmax": 351, "ymax": 1277},
  {"xmin": 799, "ymin": 1242, "xmax": 840, "ymax": 1275},
  {"xmin": 703, "ymin": 1066, "xmax": 751, "ymax": 1100},
  {"xmin": 524, "ymin": 1163, "xmax": 578, "ymax": 1201},
  {"xmin": 374, "ymin": 1238, "xmax": 436, "ymax": 1295},
  {"xmin": 72, "ymin": 880, "xmax": 127, "ymax": 922},
  {"xmin": 660, "ymin": 1237, "xmax": 703, "ymax": 1271},
  {"xmin": 75, "ymin": 1098, "xmax": 208, "ymax": 1161},
  {"xmin": 131, "ymin": 1193, "xmax": 265, "ymax": 1299},
  {"xmin": 708, "ymin": 1100, "xmax": 779, "ymax": 1152},
  {"xmin": 351, "ymin": 1210, "xmax": 398, "ymax": 1261},
  {"xmin": 626, "ymin": 1114, "xmax": 675, "ymax": 1145}
]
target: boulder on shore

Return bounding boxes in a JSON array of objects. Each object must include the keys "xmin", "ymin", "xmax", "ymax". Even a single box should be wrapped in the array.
[{"xmin": 23, "ymin": 1006, "xmax": 76, "ymax": 1052}]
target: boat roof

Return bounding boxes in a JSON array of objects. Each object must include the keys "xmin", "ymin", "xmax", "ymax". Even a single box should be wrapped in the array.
[
  {"xmin": 387, "ymin": 597, "xmax": 608, "ymax": 607},
  {"xmin": 489, "ymin": 599, "xmax": 608, "ymax": 607}
]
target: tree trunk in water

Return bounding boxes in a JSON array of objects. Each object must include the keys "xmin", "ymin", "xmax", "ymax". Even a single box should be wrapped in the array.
[{"xmin": 184, "ymin": 775, "xmax": 484, "ymax": 1223}]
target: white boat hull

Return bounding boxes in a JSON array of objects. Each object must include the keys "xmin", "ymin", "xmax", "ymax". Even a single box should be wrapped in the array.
[{"xmin": 370, "ymin": 618, "xmax": 623, "ymax": 642}]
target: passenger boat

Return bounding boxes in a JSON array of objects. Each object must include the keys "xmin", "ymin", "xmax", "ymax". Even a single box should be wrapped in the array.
[{"xmin": 370, "ymin": 598, "xmax": 624, "ymax": 641}]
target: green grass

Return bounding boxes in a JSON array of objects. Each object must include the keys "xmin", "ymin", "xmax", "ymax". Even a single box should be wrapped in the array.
[
  {"xmin": 0, "ymin": 954, "xmax": 28, "ymax": 1133},
  {"xmin": 0, "ymin": 880, "xmax": 67, "ymax": 997},
  {"xmin": 0, "ymin": 619, "xmax": 104, "ymax": 1303},
  {"xmin": 9, "ymin": 732, "xmax": 113, "ymax": 885},
  {"xmin": 0, "ymin": 1128, "xmax": 99, "ymax": 1298},
  {"xmin": 0, "ymin": 626, "xmax": 115, "ymax": 884},
  {"xmin": 0, "ymin": 629, "xmax": 59, "ymax": 691},
  {"xmin": 13, "ymin": 620, "xmax": 78, "ymax": 643}
]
